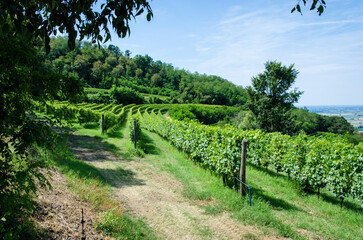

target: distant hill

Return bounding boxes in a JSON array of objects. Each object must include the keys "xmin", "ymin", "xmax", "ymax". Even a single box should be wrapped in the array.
[{"xmin": 47, "ymin": 36, "xmax": 247, "ymax": 106}]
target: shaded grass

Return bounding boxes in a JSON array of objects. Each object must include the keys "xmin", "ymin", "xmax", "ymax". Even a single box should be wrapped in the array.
[
  {"xmin": 49, "ymin": 136, "xmax": 155, "ymax": 239},
  {"xmin": 140, "ymin": 129, "xmax": 363, "ymax": 240},
  {"xmin": 137, "ymin": 130, "xmax": 300, "ymax": 239}
]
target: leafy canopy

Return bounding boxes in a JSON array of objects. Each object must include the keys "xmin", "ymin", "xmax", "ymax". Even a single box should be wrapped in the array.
[
  {"xmin": 0, "ymin": 0, "xmax": 153, "ymax": 236},
  {"xmin": 247, "ymin": 61, "xmax": 303, "ymax": 134},
  {"xmin": 0, "ymin": 0, "xmax": 153, "ymax": 51}
]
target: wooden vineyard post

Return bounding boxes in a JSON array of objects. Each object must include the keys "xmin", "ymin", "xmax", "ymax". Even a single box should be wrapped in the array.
[
  {"xmin": 101, "ymin": 114, "xmax": 104, "ymax": 135},
  {"xmin": 133, "ymin": 119, "xmax": 136, "ymax": 149},
  {"xmin": 81, "ymin": 208, "xmax": 86, "ymax": 240},
  {"xmin": 240, "ymin": 139, "xmax": 248, "ymax": 196}
]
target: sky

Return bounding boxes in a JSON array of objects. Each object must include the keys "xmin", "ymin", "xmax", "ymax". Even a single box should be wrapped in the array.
[{"xmin": 105, "ymin": 0, "xmax": 363, "ymax": 106}]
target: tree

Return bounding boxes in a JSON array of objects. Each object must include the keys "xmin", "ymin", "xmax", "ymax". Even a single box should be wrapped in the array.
[
  {"xmin": 151, "ymin": 73, "xmax": 163, "ymax": 87},
  {"xmin": 106, "ymin": 55, "xmax": 118, "ymax": 68},
  {"xmin": 247, "ymin": 61, "xmax": 303, "ymax": 134},
  {"xmin": 0, "ymin": 1, "xmax": 153, "ymax": 236},
  {"xmin": 107, "ymin": 44, "xmax": 122, "ymax": 58}
]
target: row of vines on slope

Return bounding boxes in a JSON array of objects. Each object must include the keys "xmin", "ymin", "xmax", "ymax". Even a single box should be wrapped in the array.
[
  {"xmin": 141, "ymin": 109, "xmax": 363, "ymax": 207},
  {"xmin": 34, "ymin": 101, "xmax": 130, "ymax": 134}
]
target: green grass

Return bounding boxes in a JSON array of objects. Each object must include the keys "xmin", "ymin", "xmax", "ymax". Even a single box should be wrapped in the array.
[
  {"xmin": 48, "ymin": 133, "xmax": 155, "ymax": 239},
  {"xmin": 67, "ymin": 118, "xmax": 363, "ymax": 240},
  {"xmin": 137, "ymin": 129, "xmax": 362, "ymax": 240}
]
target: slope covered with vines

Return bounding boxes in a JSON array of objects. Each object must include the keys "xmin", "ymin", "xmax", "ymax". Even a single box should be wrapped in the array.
[{"xmin": 141, "ymin": 109, "xmax": 363, "ymax": 207}]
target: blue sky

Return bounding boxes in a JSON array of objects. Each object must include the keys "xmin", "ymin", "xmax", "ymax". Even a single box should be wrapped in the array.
[{"xmin": 106, "ymin": 0, "xmax": 363, "ymax": 106}]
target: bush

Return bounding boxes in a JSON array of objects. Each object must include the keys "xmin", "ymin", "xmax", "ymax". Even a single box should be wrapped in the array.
[
  {"xmin": 86, "ymin": 92, "xmax": 113, "ymax": 104},
  {"xmin": 0, "ymin": 146, "xmax": 51, "ymax": 239},
  {"xmin": 169, "ymin": 107, "xmax": 196, "ymax": 122},
  {"xmin": 110, "ymin": 85, "xmax": 144, "ymax": 105}
]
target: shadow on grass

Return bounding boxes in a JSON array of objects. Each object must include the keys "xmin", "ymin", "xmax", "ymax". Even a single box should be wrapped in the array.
[
  {"xmin": 55, "ymin": 135, "xmax": 145, "ymax": 189},
  {"xmin": 107, "ymin": 122, "xmax": 127, "ymax": 138},
  {"xmin": 251, "ymin": 164, "xmax": 288, "ymax": 180},
  {"xmin": 320, "ymin": 192, "xmax": 363, "ymax": 212},
  {"xmin": 252, "ymin": 188, "xmax": 304, "ymax": 212},
  {"xmin": 54, "ymin": 147, "xmax": 108, "ymax": 185},
  {"xmin": 249, "ymin": 165, "xmax": 362, "ymax": 212},
  {"xmin": 138, "ymin": 132, "xmax": 160, "ymax": 155},
  {"xmin": 82, "ymin": 122, "xmax": 100, "ymax": 129},
  {"xmin": 97, "ymin": 166, "xmax": 145, "ymax": 188},
  {"xmin": 107, "ymin": 129, "xmax": 124, "ymax": 138},
  {"xmin": 68, "ymin": 134, "xmax": 126, "ymax": 157}
]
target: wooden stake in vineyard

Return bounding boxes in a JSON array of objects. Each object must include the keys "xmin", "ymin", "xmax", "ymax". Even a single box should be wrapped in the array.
[
  {"xmin": 101, "ymin": 114, "xmax": 105, "ymax": 135},
  {"xmin": 240, "ymin": 139, "xmax": 248, "ymax": 196},
  {"xmin": 133, "ymin": 119, "xmax": 137, "ymax": 149}
]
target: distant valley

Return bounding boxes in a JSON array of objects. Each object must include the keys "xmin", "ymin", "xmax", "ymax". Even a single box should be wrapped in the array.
[{"xmin": 303, "ymin": 105, "xmax": 363, "ymax": 131}]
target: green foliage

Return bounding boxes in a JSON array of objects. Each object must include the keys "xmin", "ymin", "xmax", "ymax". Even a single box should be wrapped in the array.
[
  {"xmin": 0, "ymin": 146, "xmax": 52, "ymax": 239},
  {"xmin": 231, "ymin": 111, "xmax": 259, "ymax": 130},
  {"xmin": 141, "ymin": 108, "xmax": 363, "ymax": 207},
  {"xmin": 87, "ymin": 91, "xmax": 113, "ymax": 104},
  {"xmin": 77, "ymin": 108, "xmax": 100, "ymax": 124},
  {"xmin": 0, "ymin": 0, "xmax": 152, "ymax": 52},
  {"xmin": 292, "ymin": 108, "xmax": 356, "ymax": 136},
  {"xmin": 45, "ymin": 37, "xmax": 248, "ymax": 106},
  {"xmin": 169, "ymin": 108, "xmax": 197, "ymax": 122},
  {"xmin": 247, "ymin": 61, "xmax": 303, "ymax": 134},
  {"xmin": 0, "ymin": 0, "xmax": 153, "ymax": 236},
  {"xmin": 96, "ymin": 208, "xmax": 122, "ymax": 235},
  {"xmin": 160, "ymin": 104, "xmax": 241, "ymax": 125},
  {"xmin": 0, "ymin": 19, "xmax": 83, "ymax": 237},
  {"xmin": 292, "ymin": 0, "xmax": 326, "ymax": 16},
  {"xmin": 103, "ymin": 113, "xmax": 118, "ymax": 133},
  {"xmin": 44, "ymin": 101, "xmax": 129, "ymax": 136},
  {"xmin": 110, "ymin": 85, "xmax": 144, "ymax": 105},
  {"xmin": 129, "ymin": 115, "xmax": 141, "ymax": 146}
]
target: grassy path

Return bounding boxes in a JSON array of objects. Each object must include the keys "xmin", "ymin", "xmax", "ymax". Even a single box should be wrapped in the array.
[
  {"xmin": 69, "ymin": 118, "xmax": 362, "ymax": 240},
  {"xmin": 69, "ymin": 124, "xmax": 284, "ymax": 240}
]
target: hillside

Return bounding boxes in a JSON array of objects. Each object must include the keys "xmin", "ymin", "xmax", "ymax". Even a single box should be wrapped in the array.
[
  {"xmin": 47, "ymin": 36, "xmax": 247, "ymax": 106},
  {"xmin": 43, "ymin": 37, "xmax": 356, "ymax": 137},
  {"xmin": 27, "ymin": 102, "xmax": 362, "ymax": 239}
]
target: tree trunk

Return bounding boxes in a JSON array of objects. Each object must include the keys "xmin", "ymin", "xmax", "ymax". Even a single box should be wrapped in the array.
[{"xmin": 340, "ymin": 197, "xmax": 344, "ymax": 209}]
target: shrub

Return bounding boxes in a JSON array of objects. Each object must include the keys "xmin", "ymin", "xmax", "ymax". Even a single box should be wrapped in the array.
[{"xmin": 96, "ymin": 208, "xmax": 122, "ymax": 235}]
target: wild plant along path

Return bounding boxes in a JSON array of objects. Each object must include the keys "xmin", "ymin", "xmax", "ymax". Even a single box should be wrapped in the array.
[{"xmin": 69, "ymin": 131, "xmax": 282, "ymax": 240}]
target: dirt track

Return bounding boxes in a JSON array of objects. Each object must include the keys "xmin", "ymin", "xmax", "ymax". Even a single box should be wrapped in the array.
[{"xmin": 69, "ymin": 134, "xmax": 283, "ymax": 240}]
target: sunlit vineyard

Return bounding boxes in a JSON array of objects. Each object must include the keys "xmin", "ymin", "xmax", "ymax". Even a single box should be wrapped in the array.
[{"xmin": 38, "ymin": 101, "xmax": 363, "ymax": 208}]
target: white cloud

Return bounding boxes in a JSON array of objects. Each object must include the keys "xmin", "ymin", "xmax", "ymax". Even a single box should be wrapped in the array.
[{"xmin": 187, "ymin": 3, "xmax": 363, "ymax": 105}]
